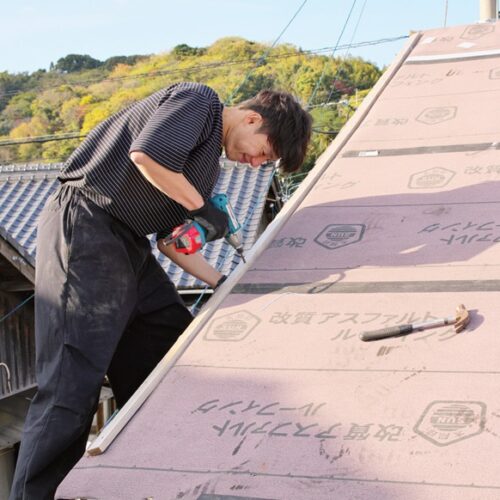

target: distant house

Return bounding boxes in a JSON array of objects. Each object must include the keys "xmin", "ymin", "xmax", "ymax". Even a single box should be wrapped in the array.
[{"xmin": 0, "ymin": 159, "xmax": 278, "ymax": 495}]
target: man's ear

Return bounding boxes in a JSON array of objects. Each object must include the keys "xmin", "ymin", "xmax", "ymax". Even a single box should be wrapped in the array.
[{"xmin": 244, "ymin": 110, "xmax": 263, "ymax": 125}]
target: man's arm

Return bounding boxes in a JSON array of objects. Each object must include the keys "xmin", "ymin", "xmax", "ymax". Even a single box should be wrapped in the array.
[
  {"xmin": 131, "ymin": 151, "xmax": 228, "ymax": 286},
  {"xmin": 158, "ymin": 240, "xmax": 223, "ymax": 288},
  {"xmin": 130, "ymin": 151, "xmax": 204, "ymax": 211}
]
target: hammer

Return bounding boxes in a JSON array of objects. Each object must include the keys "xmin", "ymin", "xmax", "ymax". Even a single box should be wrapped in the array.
[{"xmin": 359, "ymin": 304, "xmax": 470, "ymax": 342}]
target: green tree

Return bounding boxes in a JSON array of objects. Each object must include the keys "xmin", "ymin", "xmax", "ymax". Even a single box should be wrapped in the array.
[
  {"xmin": 0, "ymin": 92, "xmax": 35, "ymax": 134},
  {"xmin": 54, "ymin": 54, "xmax": 103, "ymax": 73},
  {"xmin": 172, "ymin": 44, "xmax": 206, "ymax": 59},
  {"xmin": 103, "ymin": 55, "xmax": 148, "ymax": 70},
  {"xmin": 0, "ymin": 71, "xmax": 32, "ymax": 113}
]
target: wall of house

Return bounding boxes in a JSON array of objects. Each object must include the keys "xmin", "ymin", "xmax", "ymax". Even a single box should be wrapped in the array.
[
  {"xmin": 0, "ymin": 447, "xmax": 16, "ymax": 498},
  {"xmin": 0, "ymin": 290, "xmax": 35, "ymax": 398}
]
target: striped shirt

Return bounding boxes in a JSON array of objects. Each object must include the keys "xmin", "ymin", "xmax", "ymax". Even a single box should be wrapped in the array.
[{"xmin": 59, "ymin": 82, "xmax": 223, "ymax": 237}]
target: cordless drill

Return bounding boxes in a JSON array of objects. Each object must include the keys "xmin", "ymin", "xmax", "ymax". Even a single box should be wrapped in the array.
[{"xmin": 170, "ymin": 194, "xmax": 246, "ymax": 262}]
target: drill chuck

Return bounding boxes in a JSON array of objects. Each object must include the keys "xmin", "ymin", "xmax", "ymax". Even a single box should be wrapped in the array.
[{"xmin": 225, "ymin": 232, "xmax": 246, "ymax": 262}]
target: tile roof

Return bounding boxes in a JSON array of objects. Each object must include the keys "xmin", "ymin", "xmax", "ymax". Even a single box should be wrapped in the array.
[{"xmin": 0, "ymin": 160, "xmax": 275, "ymax": 289}]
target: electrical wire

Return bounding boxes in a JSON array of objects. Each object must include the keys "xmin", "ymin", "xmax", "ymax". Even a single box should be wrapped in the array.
[
  {"xmin": 0, "ymin": 293, "xmax": 34, "ymax": 324},
  {"xmin": 225, "ymin": 0, "xmax": 308, "ymax": 105},
  {"xmin": 323, "ymin": 0, "xmax": 368, "ymax": 107},
  {"xmin": 0, "ymin": 35, "xmax": 407, "ymax": 151},
  {"xmin": 349, "ymin": 0, "xmax": 368, "ymax": 52},
  {"xmin": 0, "ymin": 133, "xmax": 85, "ymax": 147},
  {"xmin": 0, "ymin": 45, "xmax": 324, "ymax": 100},
  {"xmin": 307, "ymin": 0, "xmax": 359, "ymax": 108},
  {"xmin": 0, "ymin": 288, "xmax": 33, "ymax": 396},
  {"xmin": 312, "ymin": 128, "xmax": 339, "ymax": 135},
  {"xmin": 0, "ymin": 36, "xmax": 408, "ymax": 102},
  {"xmin": 3, "ymin": 3, "xmax": 309, "ymax": 105}
]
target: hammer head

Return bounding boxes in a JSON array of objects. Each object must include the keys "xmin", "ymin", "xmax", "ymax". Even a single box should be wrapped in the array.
[{"xmin": 454, "ymin": 304, "xmax": 470, "ymax": 333}]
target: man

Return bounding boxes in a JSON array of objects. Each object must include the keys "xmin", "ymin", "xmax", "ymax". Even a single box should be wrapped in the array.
[{"xmin": 9, "ymin": 82, "xmax": 312, "ymax": 499}]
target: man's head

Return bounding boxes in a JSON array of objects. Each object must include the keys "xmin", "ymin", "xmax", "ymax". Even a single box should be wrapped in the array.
[{"xmin": 223, "ymin": 90, "xmax": 312, "ymax": 173}]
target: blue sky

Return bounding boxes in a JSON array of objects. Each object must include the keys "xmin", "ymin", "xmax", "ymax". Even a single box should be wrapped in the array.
[{"xmin": 2, "ymin": 0, "xmax": 483, "ymax": 74}]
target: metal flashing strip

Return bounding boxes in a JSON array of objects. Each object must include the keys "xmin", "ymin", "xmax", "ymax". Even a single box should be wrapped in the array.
[
  {"xmin": 342, "ymin": 141, "xmax": 500, "ymax": 158},
  {"xmin": 233, "ymin": 280, "xmax": 500, "ymax": 295},
  {"xmin": 198, "ymin": 495, "xmax": 277, "ymax": 500},
  {"xmin": 70, "ymin": 463, "xmax": 500, "ymax": 491},
  {"xmin": 0, "ymin": 163, "xmax": 62, "ymax": 178},
  {"xmin": 406, "ymin": 48, "xmax": 500, "ymax": 64}
]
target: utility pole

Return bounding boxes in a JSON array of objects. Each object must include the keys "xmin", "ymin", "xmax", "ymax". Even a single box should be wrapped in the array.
[{"xmin": 479, "ymin": 0, "xmax": 498, "ymax": 21}]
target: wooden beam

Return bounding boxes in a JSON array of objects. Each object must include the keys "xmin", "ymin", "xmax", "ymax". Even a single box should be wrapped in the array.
[
  {"xmin": 0, "ymin": 280, "xmax": 34, "ymax": 293},
  {"xmin": 87, "ymin": 32, "xmax": 423, "ymax": 456},
  {"xmin": 0, "ymin": 239, "xmax": 34, "ymax": 284}
]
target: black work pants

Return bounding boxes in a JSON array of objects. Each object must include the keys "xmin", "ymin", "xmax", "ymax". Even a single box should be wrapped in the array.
[{"xmin": 9, "ymin": 185, "xmax": 193, "ymax": 500}]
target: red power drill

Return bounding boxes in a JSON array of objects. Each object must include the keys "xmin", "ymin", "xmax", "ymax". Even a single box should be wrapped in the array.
[{"xmin": 167, "ymin": 194, "xmax": 246, "ymax": 262}]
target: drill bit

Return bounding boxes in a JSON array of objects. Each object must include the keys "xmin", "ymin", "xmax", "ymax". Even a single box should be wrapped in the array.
[{"xmin": 236, "ymin": 247, "xmax": 246, "ymax": 263}]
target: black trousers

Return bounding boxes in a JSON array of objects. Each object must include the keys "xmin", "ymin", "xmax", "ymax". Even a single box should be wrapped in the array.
[{"xmin": 9, "ymin": 185, "xmax": 193, "ymax": 500}]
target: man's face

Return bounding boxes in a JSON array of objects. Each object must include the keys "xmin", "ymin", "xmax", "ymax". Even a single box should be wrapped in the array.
[{"xmin": 224, "ymin": 111, "xmax": 278, "ymax": 167}]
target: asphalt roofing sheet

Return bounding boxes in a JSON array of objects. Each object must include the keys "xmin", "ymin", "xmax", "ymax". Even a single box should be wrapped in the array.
[{"xmin": 59, "ymin": 22, "xmax": 500, "ymax": 500}]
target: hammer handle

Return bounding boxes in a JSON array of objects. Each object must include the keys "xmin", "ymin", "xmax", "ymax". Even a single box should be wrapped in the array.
[{"xmin": 359, "ymin": 324, "xmax": 413, "ymax": 341}]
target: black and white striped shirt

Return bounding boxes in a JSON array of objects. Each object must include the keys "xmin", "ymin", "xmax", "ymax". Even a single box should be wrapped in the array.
[{"xmin": 59, "ymin": 82, "xmax": 223, "ymax": 237}]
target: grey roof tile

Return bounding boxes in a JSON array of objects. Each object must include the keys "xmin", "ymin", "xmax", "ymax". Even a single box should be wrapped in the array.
[{"xmin": 0, "ymin": 160, "xmax": 275, "ymax": 289}]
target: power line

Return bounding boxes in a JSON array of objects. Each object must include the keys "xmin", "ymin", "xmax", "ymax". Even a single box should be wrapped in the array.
[
  {"xmin": 312, "ymin": 128, "xmax": 339, "ymax": 136},
  {"xmin": 307, "ymin": 0, "xmax": 359, "ymax": 108},
  {"xmin": 0, "ymin": 294, "xmax": 34, "ymax": 324},
  {"xmin": 225, "ymin": 0, "xmax": 309, "ymax": 104},
  {"xmin": 323, "ymin": 0, "xmax": 368, "ymax": 107},
  {"xmin": 0, "ymin": 46, "xmax": 318, "ymax": 100},
  {"xmin": 350, "ymin": 0, "xmax": 369, "ymax": 48},
  {"xmin": 3, "ymin": 45, "xmax": 319, "ymax": 99},
  {"xmin": 0, "ymin": 133, "xmax": 85, "ymax": 147},
  {"xmin": 0, "ymin": 36, "xmax": 408, "ymax": 101},
  {"xmin": 1, "ymin": 35, "xmax": 408, "ymax": 149}
]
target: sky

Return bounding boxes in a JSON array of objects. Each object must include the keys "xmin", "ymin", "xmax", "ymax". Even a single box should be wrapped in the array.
[{"xmin": 1, "ymin": 0, "xmax": 488, "ymax": 74}]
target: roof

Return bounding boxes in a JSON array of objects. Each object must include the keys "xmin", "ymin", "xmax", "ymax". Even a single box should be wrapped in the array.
[
  {"xmin": 59, "ymin": 21, "xmax": 500, "ymax": 499},
  {"xmin": 0, "ymin": 160, "xmax": 275, "ymax": 290}
]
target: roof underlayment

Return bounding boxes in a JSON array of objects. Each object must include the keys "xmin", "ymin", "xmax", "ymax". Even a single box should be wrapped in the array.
[{"xmin": 59, "ymin": 22, "xmax": 500, "ymax": 499}]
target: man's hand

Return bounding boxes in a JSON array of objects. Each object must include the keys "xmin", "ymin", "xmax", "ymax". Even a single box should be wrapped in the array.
[{"xmin": 189, "ymin": 201, "xmax": 229, "ymax": 242}]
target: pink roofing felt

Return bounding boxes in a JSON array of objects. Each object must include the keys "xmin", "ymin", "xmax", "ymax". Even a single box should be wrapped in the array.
[{"xmin": 58, "ymin": 22, "xmax": 500, "ymax": 499}]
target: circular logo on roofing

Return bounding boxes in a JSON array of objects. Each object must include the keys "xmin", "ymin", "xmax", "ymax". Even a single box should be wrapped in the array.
[
  {"xmin": 416, "ymin": 107, "xmax": 457, "ymax": 125},
  {"xmin": 414, "ymin": 401, "xmax": 486, "ymax": 446},
  {"xmin": 409, "ymin": 167, "xmax": 455, "ymax": 189},
  {"xmin": 489, "ymin": 68, "xmax": 500, "ymax": 80},
  {"xmin": 461, "ymin": 24, "xmax": 495, "ymax": 40},
  {"xmin": 314, "ymin": 224, "xmax": 365, "ymax": 250},
  {"xmin": 205, "ymin": 310, "xmax": 261, "ymax": 341}
]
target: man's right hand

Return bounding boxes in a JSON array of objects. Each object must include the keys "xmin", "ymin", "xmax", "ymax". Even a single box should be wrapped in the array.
[{"xmin": 189, "ymin": 201, "xmax": 229, "ymax": 242}]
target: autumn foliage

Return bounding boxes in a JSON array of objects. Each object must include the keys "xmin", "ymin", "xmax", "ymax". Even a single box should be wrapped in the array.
[{"xmin": 0, "ymin": 38, "xmax": 381, "ymax": 172}]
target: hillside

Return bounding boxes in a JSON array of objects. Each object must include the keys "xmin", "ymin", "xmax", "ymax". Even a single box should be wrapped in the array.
[{"xmin": 0, "ymin": 38, "xmax": 382, "ymax": 171}]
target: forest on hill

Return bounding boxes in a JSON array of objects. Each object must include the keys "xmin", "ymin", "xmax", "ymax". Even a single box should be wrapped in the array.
[{"xmin": 0, "ymin": 38, "xmax": 382, "ymax": 172}]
